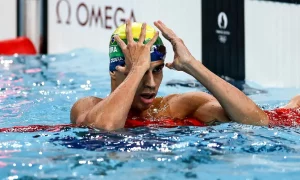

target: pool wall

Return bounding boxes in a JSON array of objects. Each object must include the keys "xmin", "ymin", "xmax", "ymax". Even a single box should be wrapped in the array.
[{"xmin": 0, "ymin": 0, "xmax": 300, "ymax": 88}]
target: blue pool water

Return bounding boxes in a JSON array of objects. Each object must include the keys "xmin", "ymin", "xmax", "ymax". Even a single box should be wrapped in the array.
[{"xmin": 0, "ymin": 49, "xmax": 300, "ymax": 180}]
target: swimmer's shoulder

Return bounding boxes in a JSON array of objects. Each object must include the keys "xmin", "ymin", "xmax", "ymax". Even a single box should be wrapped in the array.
[
  {"xmin": 161, "ymin": 92, "xmax": 229, "ymax": 123},
  {"xmin": 163, "ymin": 92, "xmax": 216, "ymax": 105},
  {"xmin": 70, "ymin": 96, "xmax": 103, "ymax": 125}
]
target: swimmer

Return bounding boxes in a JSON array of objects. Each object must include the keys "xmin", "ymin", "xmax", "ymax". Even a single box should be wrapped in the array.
[{"xmin": 70, "ymin": 20, "xmax": 299, "ymax": 130}]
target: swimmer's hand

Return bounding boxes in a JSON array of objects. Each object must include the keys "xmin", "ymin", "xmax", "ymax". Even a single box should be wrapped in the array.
[
  {"xmin": 114, "ymin": 20, "xmax": 159, "ymax": 74},
  {"xmin": 154, "ymin": 20, "xmax": 195, "ymax": 71},
  {"xmin": 155, "ymin": 20, "xmax": 269, "ymax": 126}
]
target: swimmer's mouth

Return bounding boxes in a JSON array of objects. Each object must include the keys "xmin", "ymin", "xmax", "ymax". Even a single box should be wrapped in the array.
[
  {"xmin": 140, "ymin": 93, "xmax": 156, "ymax": 99},
  {"xmin": 140, "ymin": 93, "xmax": 156, "ymax": 105}
]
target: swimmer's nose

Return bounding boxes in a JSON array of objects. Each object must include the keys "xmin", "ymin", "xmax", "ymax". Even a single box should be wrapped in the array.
[{"xmin": 143, "ymin": 71, "xmax": 156, "ymax": 89}]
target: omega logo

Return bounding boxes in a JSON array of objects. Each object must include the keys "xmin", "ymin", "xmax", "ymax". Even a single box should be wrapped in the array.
[
  {"xmin": 56, "ymin": 0, "xmax": 71, "ymax": 24},
  {"xmin": 56, "ymin": 0, "xmax": 137, "ymax": 29}
]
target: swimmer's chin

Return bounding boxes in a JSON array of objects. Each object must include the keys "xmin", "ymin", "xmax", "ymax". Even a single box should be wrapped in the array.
[
  {"xmin": 132, "ymin": 100, "xmax": 154, "ymax": 112},
  {"xmin": 133, "ymin": 103, "xmax": 152, "ymax": 111},
  {"xmin": 131, "ymin": 94, "xmax": 157, "ymax": 111}
]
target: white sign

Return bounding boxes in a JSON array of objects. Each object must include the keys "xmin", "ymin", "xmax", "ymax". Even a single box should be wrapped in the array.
[
  {"xmin": 48, "ymin": 0, "xmax": 202, "ymax": 61},
  {"xmin": 0, "ymin": 0, "xmax": 17, "ymax": 40}
]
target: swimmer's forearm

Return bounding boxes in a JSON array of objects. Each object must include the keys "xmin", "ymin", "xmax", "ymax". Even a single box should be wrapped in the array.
[
  {"xmin": 182, "ymin": 59, "xmax": 269, "ymax": 126},
  {"xmin": 86, "ymin": 68, "xmax": 146, "ymax": 130}
]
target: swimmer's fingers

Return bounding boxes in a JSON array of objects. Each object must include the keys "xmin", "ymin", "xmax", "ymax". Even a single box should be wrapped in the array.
[
  {"xmin": 115, "ymin": 35, "xmax": 126, "ymax": 50},
  {"xmin": 125, "ymin": 20, "xmax": 134, "ymax": 44},
  {"xmin": 154, "ymin": 20, "xmax": 177, "ymax": 41},
  {"xmin": 115, "ymin": 65, "xmax": 126, "ymax": 73},
  {"xmin": 146, "ymin": 31, "xmax": 159, "ymax": 47},
  {"xmin": 138, "ymin": 23, "xmax": 147, "ymax": 44},
  {"xmin": 165, "ymin": 62, "xmax": 174, "ymax": 70}
]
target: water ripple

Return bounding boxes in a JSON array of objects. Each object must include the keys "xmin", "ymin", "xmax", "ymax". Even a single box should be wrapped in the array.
[{"xmin": 0, "ymin": 49, "xmax": 300, "ymax": 179}]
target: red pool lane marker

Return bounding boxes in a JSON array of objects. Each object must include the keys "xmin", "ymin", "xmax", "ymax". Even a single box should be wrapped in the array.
[
  {"xmin": 0, "ymin": 118, "xmax": 206, "ymax": 133},
  {"xmin": 0, "ymin": 124, "xmax": 78, "ymax": 133},
  {"xmin": 1, "ymin": 111, "xmax": 300, "ymax": 133}
]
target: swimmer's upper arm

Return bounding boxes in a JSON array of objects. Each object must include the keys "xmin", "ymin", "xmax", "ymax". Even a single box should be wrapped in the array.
[
  {"xmin": 192, "ymin": 100, "xmax": 230, "ymax": 124},
  {"xmin": 168, "ymin": 92, "xmax": 230, "ymax": 124},
  {"xmin": 70, "ymin": 96, "xmax": 102, "ymax": 125}
]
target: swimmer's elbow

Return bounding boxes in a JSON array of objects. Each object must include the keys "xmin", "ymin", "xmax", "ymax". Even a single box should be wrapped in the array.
[
  {"xmin": 90, "ymin": 121, "xmax": 124, "ymax": 131},
  {"xmin": 99, "ymin": 123, "xmax": 122, "ymax": 131},
  {"xmin": 85, "ymin": 113, "xmax": 125, "ymax": 131},
  {"xmin": 70, "ymin": 96, "xmax": 103, "ymax": 125},
  {"xmin": 70, "ymin": 104, "xmax": 89, "ymax": 125},
  {"xmin": 70, "ymin": 103, "xmax": 81, "ymax": 124},
  {"xmin": 257, "ymin": 113, "xmax": 269, "ymax": 126},
  {"xmin": 235, "ymin": 109, "xmax": 269, "ymax": 126},
  {"xmin": 246, "ymin": 108, "xmax": 270, "ymax": 126}
]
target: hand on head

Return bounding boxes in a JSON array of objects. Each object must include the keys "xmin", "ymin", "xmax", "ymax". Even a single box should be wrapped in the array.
[
  {"xmin": 114, "ymin": 19, "xmax": 195, "ymax": 74},
  {"xmin": 154, "ymin": 20, "xmax": 195, "ymax": 71},
  {"xmin": 114, "ymin": 20, "xmax": 159, "ymax": 75}
]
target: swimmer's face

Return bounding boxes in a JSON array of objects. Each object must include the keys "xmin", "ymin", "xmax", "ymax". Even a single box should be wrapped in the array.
[{"xmin": 114, "ymin": 60, "xmax": 164, "ymax": 111}]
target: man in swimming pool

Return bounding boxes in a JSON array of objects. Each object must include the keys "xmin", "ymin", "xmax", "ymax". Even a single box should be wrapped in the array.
[{"xmin": 70, "ymin": 20, "xmax": 300, "ymax": 130}]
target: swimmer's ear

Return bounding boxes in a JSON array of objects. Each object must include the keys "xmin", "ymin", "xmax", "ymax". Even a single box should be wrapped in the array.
[{"xmin": 109, "ymin": 71, "xmax": 116, "ymax": 80}]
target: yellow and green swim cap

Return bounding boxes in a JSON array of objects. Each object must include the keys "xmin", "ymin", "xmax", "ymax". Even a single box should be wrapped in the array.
[{"xmin": 109, "ymin": 22, "xmax": 166, "ymax": 71}]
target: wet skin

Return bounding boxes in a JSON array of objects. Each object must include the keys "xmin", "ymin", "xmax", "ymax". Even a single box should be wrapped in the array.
[
  {"xmin": 71, "ymin": 60, "xmax": 229, "ymax": 127},
  {"xmin": 70, "ymin": 20, "xmax": 299, "ymax": 131}
]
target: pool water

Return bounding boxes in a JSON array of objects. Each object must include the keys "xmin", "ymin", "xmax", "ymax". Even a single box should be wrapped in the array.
[{"xmin": 0, "ymin": 49, "xmax": 300, "ymax": 180}]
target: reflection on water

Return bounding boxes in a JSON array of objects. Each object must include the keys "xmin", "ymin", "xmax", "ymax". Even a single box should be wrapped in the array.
[
  {"xmin": 0, "ymin": 49, "xmax": 300, "ymax": 179},
  {"xmin": 1, "ymin": 124, "xmax": 300, "ymax": 179},
  {"xmin": 166, "ymin": 77, "xmax": 268, "ymax": 96}
]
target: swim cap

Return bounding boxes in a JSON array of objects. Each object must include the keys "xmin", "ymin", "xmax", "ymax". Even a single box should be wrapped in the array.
[{"xmin": 109, "ymin": 22, "xmax": 166, "ymax": 71}]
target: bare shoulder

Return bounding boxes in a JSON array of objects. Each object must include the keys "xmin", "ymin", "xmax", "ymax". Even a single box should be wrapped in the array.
[
  {"xmin": 70, "ymin": 96, "xmax": 102, "ymax": 125},
  {"xmin": 164, "ymin": 92, "xmax": 229, "ymax": 123},
  {"xmin": 165, "ymin": 91, "xmax": 216, "ymax": 105},
  {"xmin": 283, "ymin": 95, "xmax": 300, "ymax": 109},
  {"xmin": 163, "ymin": 92, "xmax": 217, "ymax": 118}
]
